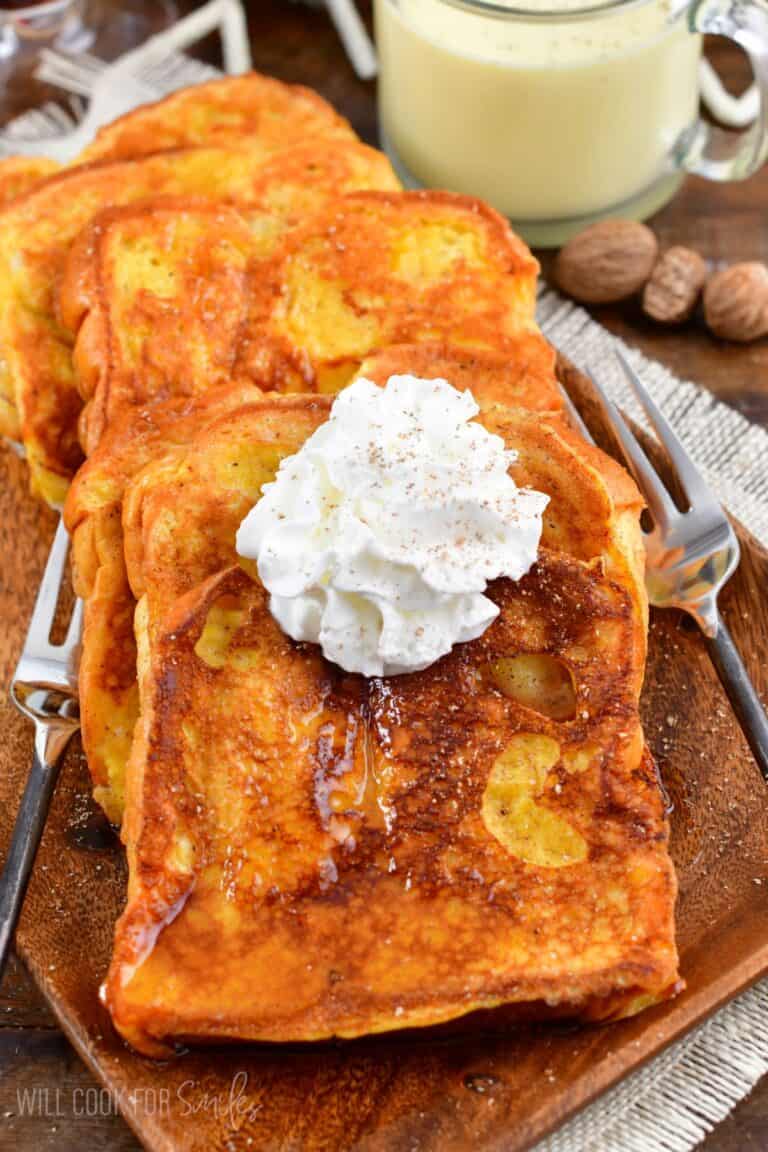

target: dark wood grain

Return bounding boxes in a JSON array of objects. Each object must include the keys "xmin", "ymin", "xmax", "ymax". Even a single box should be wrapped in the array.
[
  {"xmin": 0, "ymin": 954, "xmax": 56, "ymax": 1031},
  {"xmin": 1, "ymin": 2, "xmax": 767, "ymax": 1150}
]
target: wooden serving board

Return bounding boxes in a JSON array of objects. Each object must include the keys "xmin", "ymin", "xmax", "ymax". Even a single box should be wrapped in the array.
[{"xmin": 1, "ymin": 362, "xmax": 767, "ymax": 1152}]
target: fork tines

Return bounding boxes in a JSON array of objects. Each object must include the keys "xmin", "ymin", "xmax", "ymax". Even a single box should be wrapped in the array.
[
  {"xmin": 588, "ymin": 349, "xmax": 731, "ymax": 531},
  {"xmin": 13, "ymin": 519, "xmax": 82, "ymax": 693}
]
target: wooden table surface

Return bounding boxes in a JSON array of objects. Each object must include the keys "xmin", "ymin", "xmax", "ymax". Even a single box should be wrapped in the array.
[{"xmin": 0, "ymin": 1, "xmax": 766, "ymax": 1149}]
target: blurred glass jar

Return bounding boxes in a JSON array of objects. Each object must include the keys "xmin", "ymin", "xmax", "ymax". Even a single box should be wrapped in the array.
[
  {"xmin": 374, "ymin": 0, "xmax": 768, "ymax": 245},
  {"xmin": 0, "ymin": 0, "xmax": 92, "ymax": 58}
]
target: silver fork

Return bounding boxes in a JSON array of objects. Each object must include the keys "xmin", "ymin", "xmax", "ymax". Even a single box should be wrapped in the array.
[
  {"xmin": 0, "ymin": 519, "xmax": 81, "ymax": 981},
  {"xmin": 584, "ymin": 350, "xmax": 768, "ymax": 782},
  {"xmin": 0, "ymin": 57, "xmax": 157, "ymax": 161},
  {"xmin": 0, "ymin": 0, "xmax": 247, "ymax": 161}
]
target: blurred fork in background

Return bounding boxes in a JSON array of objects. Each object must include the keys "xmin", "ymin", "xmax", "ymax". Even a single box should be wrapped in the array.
[
  {"xmin": 291, "ymin": 0, "xmax": 376, "ymax": 78},
  {"xmin": 0, "ymin": 0, "xmax": 247, "ymax": 158},
  {"xmin": 1, "ymin": 0, "xmax": 376, "ymax": 158}
]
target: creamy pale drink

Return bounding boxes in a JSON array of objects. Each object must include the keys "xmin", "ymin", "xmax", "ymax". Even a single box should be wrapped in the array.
[{"xmin": 375, "ymin": 0, "xmax": 703, "ymax": 240}]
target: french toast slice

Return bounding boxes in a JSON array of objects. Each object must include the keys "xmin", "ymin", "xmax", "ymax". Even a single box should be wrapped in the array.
[
  {"xmin": 256, "ymin": 191, "xmax": 541, "ymax": 393},
  {"xmin": 61, "ymin": 200, "xmax": 279, "ymax": 455},
  {"xmin": 62, "ymin": 190, "xmax": 544, "ymax": 458},
  {"xmin": 102, "ymin": 393, "xmax": 677, "ymax": 1054},
  {"xmin": 79, "ymin": 73, "xmax": 358, "ymax": 163},
  {"xmin": 0, "ymin": 139, "xmax": 397, "ymax": 504},
  {"xmin": 64, "ymin": 347, "xmax": 563, "ymax": 822}
]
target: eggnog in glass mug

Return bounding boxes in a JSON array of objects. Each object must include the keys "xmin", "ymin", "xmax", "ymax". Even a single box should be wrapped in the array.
[{"xmin": 374, "ymin": 0, "xmax": 768, "ymax": 244}]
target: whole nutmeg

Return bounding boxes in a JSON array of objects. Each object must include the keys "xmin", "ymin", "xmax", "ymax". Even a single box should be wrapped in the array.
[
  {"xmin": 555, "ymin": 219, "xmax": 658, "ymax": 304},
  {"xmin": 642, "ymin": 246, "xmax": 707, "ymax": 325},
  {"xmin": 703, "ymin": 262, "xmax": 768, "ymax": 343}
]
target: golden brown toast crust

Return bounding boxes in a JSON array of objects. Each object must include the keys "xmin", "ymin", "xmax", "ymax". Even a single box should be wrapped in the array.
[
  {"xmin": 359, "ymin": 339, "xmax": 562, "ymax": 415},
  {"xmin": 80, "ymin": 73, "xmax": 358, "ymax": 163}
]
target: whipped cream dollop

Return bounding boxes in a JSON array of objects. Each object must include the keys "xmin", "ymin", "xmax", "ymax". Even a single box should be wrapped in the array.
[{"xmin": 236, "ymin": 375, "xmax": 548, "ymax": 677}]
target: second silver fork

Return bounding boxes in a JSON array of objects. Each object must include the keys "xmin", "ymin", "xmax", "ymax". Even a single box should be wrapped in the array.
[{"xmin": 585, "ymin": 350, "xmax": 768, "ymax": 782}]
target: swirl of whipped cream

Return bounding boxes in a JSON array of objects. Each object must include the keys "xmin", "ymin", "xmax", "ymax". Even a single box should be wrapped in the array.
[{"xmin": 236, "ymin": 375, "xmax": 548, "ymax": 677}]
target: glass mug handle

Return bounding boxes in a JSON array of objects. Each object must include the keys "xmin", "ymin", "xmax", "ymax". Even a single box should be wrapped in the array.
[{"xmin": 676, "ymin": 0, "xmax": 768, "ymax": 180}]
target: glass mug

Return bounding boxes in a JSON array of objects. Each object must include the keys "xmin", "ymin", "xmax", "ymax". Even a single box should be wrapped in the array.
[
  {"xmin": 0, "ymin": 1, "xmax": 92, "ymax": 59},
  {"xmin": 374, "ymin": 0, "xmax": 768, "ymax": 245}
]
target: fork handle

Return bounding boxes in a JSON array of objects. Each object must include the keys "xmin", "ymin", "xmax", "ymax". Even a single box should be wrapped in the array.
[
  {"xmin": 0, "ymin": 721, "xmax": 74, "ymax": 984},
  {"xmin": 706, "ymin": 613, "xmax": 768, "ymax": 783}
]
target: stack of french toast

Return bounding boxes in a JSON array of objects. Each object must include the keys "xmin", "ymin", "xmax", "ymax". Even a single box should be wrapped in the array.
[{"xmin": 0, "ymin": 73, "xmax": 679, "ymax": 1056}]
